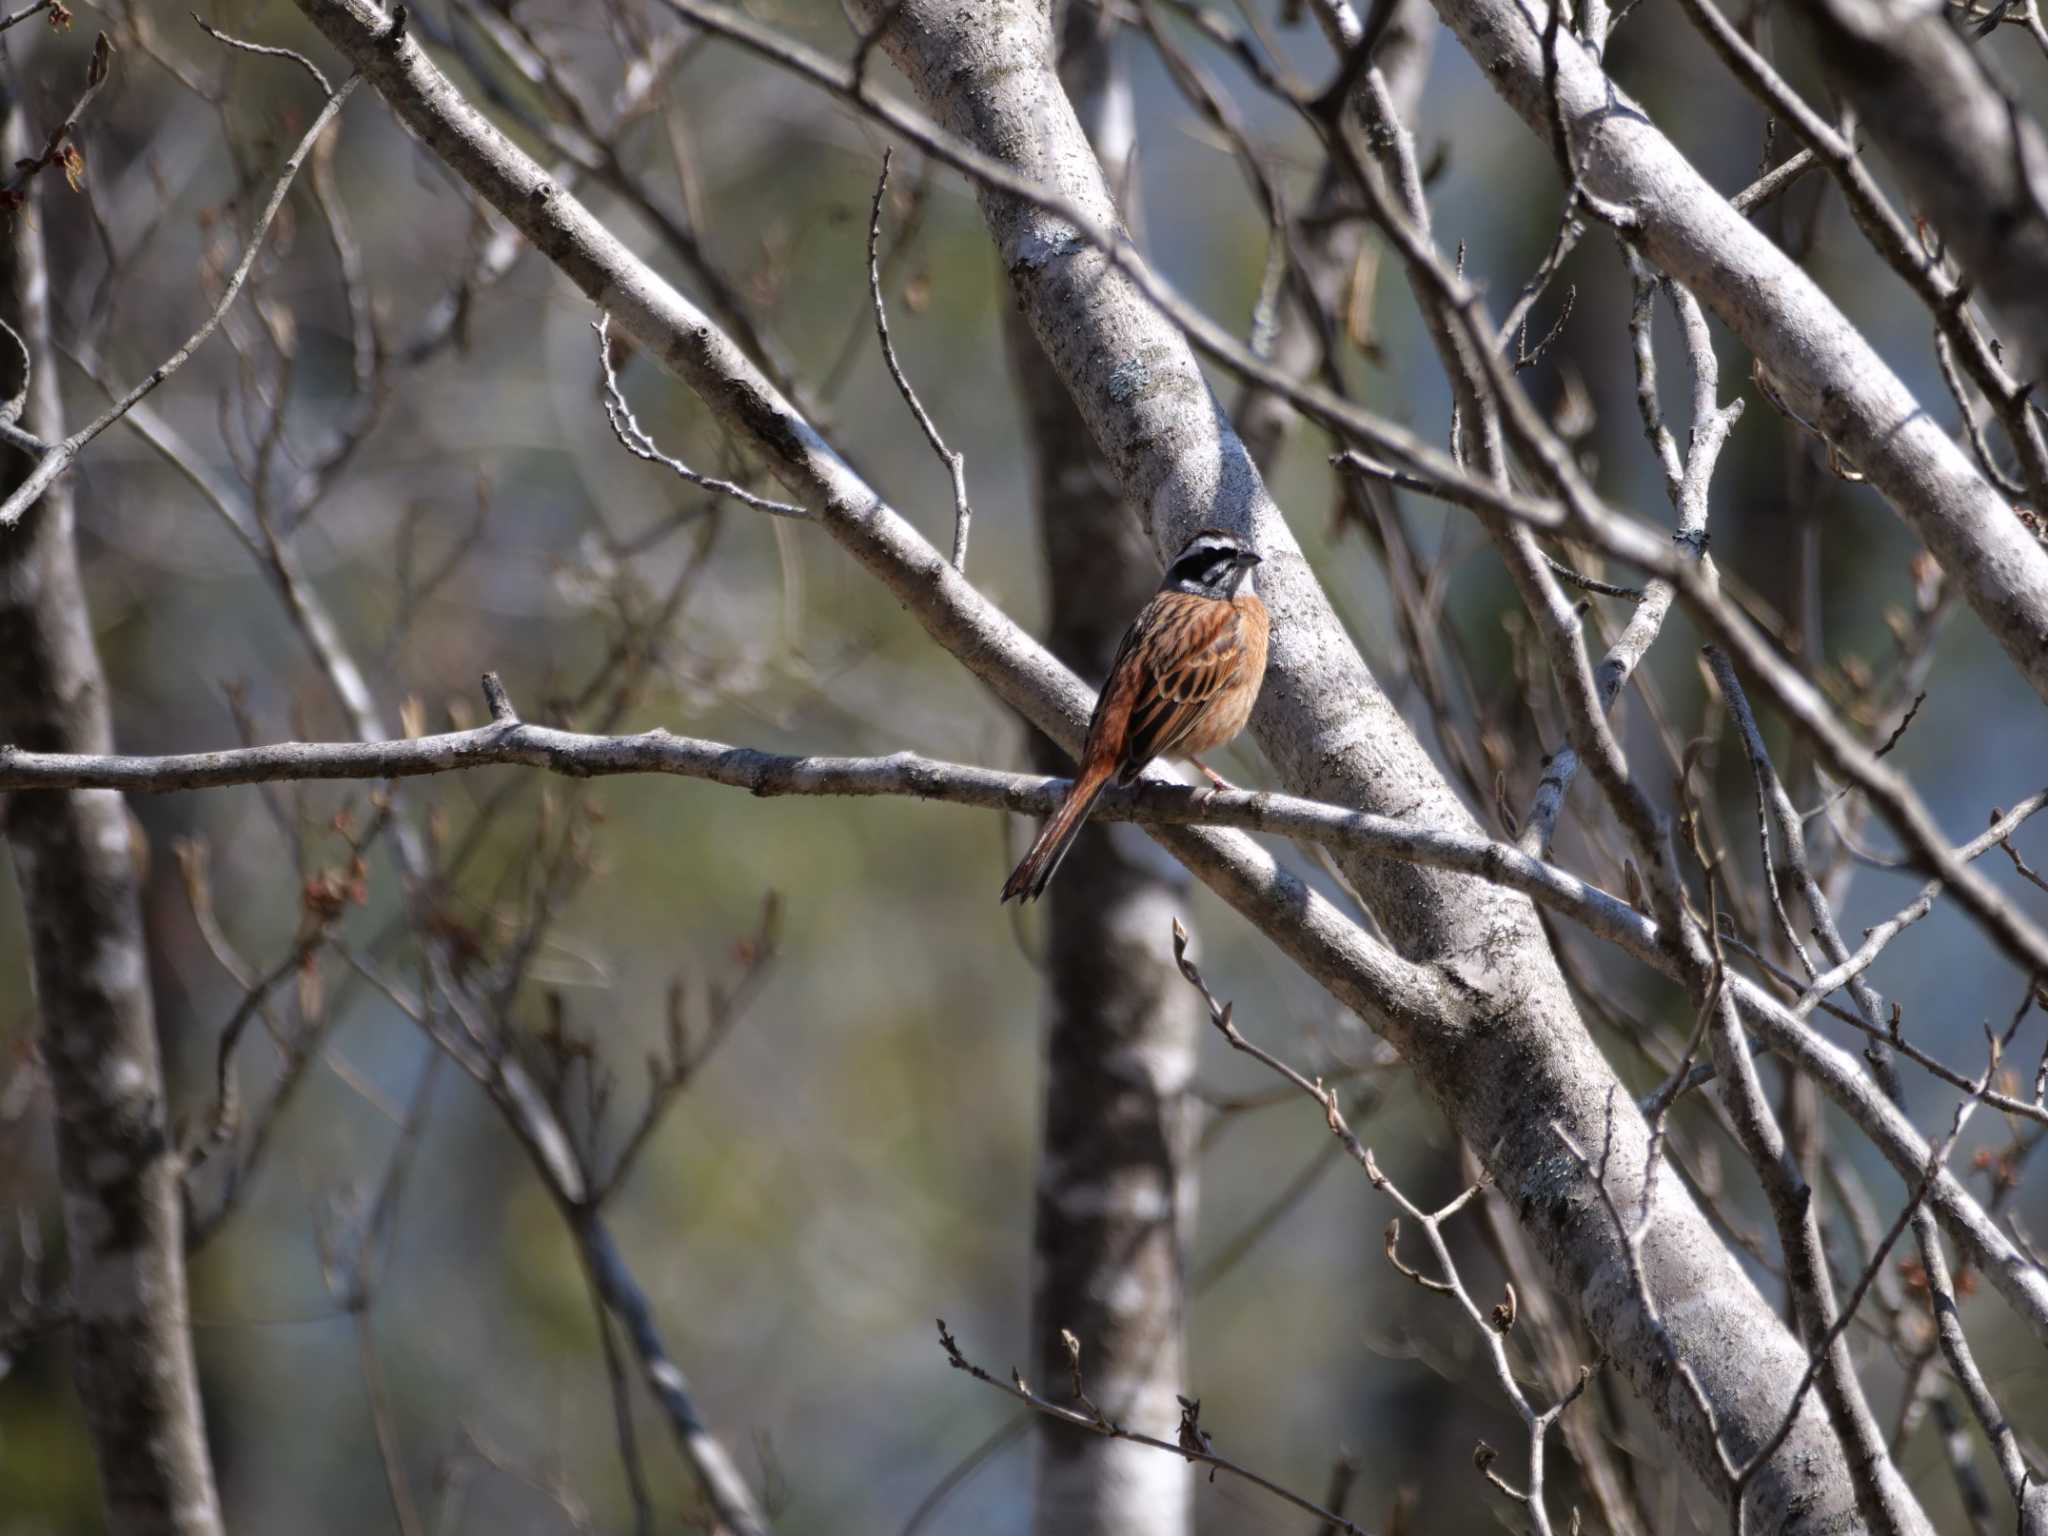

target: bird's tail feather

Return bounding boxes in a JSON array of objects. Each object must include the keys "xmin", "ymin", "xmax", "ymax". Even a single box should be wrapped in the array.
[{"xmin": 1001, "ymin": 764, "xmax": 1113, "ymax": 902}]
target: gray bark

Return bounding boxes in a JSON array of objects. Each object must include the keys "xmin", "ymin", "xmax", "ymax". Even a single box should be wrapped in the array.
[
  {"xmin": 1239, "ymin": 25, "xmax": 1650, "ymax": 1520},
  {"xmin": 1010, "ymin": 14, "xmax": 1198, "ymax": 1531},
  {"xmin": 281, "ymin": 0, "xmax": 1453, "ymax": 1062},
  {"xmin": 853, "ymin": 2, "xmax": 1922, "ymax": 1529},
  {"xmin": 1790, "ymin": 0, "xmax": 2048, "ymax": 382},
  {"xmin": 0, "ymin": 94, "xmax": 224, "ymax": 1536},
  {"xmin": 1430, "ymin": 0, "xmax": 2048, "ymax": 705},
  {"xmin": 273, "ymin": 1, "xmax": 1943, "ymax": 1525}
]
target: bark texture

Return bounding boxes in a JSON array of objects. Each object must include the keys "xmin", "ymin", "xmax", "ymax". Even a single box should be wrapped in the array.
[
  {"xmin": 1011, "ymin": 15, "xmax": 1198, "ymax": 1531},
  {"xmin": 1431, "ymin": 0, "xmax": 2048, "ymax": 704},
  {"xmin": 0, "ymin": 95, "xmax": 224, "ymax": 1536},
  {"xmin": 281, "ymin": 0, "xmax": 1452, "ymax": 1061},
  {"xmin": 1790, "ymin": 0, "xmax": 2048, "ymax": 380},
  {"xmin": 855, "ymin": 2, "xmax": 1923, "ymax": 1529},
  {"xmin": 280, "ymin": 1, "xmax": 1931, "ymax": 1525}
]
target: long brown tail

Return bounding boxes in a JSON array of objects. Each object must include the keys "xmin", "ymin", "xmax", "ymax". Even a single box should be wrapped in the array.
[{"xmin": 1002, "ymin": 761, "xmax": 1114, "ymax": 903}]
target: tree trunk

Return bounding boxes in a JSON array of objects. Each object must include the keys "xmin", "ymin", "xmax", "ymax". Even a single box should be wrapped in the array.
[
  {"xmin": 851, "ymin": 3, "xmax": 1930, "ymax": 1528},
  {"xmin": 0, "ymin": 92, "xmax": 224, "ymax": 1536},
  {"xmin": 279, "ymin": 2, "xmax": 1947, "ymax": 1524},
  {"xmin": 1011, "ymin": 14, "xmax": 1200, "ymax": 1533}
]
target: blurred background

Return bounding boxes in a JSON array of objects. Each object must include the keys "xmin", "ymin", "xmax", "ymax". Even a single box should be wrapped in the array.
[{"xmin": 1, "ymin": 1, "xmax": 2045, "ymax": 1531}]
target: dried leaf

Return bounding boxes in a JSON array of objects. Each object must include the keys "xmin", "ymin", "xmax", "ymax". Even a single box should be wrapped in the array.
[{"xmin": 1490, "ymin": 1282, "xmax": 1518, "ymax": 1333}]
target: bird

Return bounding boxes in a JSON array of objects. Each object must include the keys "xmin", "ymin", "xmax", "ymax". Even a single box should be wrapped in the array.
[{"xmin": 1001, "ymin": 526, "xmax": 1269, "ymax": 903}]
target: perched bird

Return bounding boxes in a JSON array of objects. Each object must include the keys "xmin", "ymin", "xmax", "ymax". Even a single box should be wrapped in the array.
[{"xmin": 1002, "ymin": 526, "xmax": 1269, "ymax": 903}]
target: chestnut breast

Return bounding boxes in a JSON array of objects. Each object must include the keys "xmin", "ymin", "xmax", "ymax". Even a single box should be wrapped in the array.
[{"xmin": 1172, "ymin": 592, "xmax": 1269, "ymax": 756}]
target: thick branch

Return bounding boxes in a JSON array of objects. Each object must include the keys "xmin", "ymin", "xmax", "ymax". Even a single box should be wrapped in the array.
[
  {"xmin": 1790, "ymin": 0, "xmax": 2048, "ymax": 379},
  {"xmin": 856, "ymin": 1, "xmax": 1896, "ymax": 1525},
  {"xmin": 1008, "ymin": 15, "xmax": 1196, "ymax": 1530},
  {"xmin": 281, "ymin": 0, "xmax": 1448, "ymax": 1058},
  {"xmin": 1431, "ymin": 0, "xmax": 2048, "ymax": 703},
  {"xmin": 266, "ymin": 6, "xmax": 1998, "ymax": 1524}
]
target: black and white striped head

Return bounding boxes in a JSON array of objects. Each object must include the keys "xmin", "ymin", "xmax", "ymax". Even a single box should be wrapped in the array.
[{"xmin": 1162, "ymin": 528, "xmax": 1261, "ymax": 599}]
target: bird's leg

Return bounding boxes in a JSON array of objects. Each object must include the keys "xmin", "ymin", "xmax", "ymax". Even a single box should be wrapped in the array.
[{"xmin": 1189, "ymin": 757, "xmax": 1237, "ymax": 795}]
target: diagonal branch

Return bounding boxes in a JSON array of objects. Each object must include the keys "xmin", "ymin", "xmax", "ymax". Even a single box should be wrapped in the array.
[
  {"xmin": 262, "ymin": 7, "xmax": 2025, "ymax": 1527},
  {"xmin": 1677, "ymin": 0, "xmax": 2048, "ymax": 508},
  {"xmin": 1430, "ymin": 0, "xmax": 2048, "ymax": 705},
  {"xmin": 623, "ymin": 0, "xmax": 2048, "ymax": 981},
  {"xmin": 867, "ymin": 149, "xmax": 972, "ymax": 570},
  {"xmin": 348, "ymin": 957, "xmax": 770, "ymax": 1536},
  {"xmin": 1786, "ymin": 0, "xmax": 2048, "ymax": 382},
  {"xmin": 0, "ymin": 42, "xmax": 356, "ymax": 529},
  {"xmin": 281, "ymin": 0, "xmax": 1447, "ymax": 1066}
]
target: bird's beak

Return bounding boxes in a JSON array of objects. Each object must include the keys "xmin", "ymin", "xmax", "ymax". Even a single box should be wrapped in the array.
[{"xmin": 1240, "ymin": 551, "xmax": 1263, "ymax": 566}]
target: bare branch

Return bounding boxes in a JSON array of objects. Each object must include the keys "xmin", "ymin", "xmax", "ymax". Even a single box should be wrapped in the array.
[
  {"xmin": 1731, "ymin": 147, "xmax": 1819, "ymax": 213},
  {"xmin": 191, "ymin": 14, "xmax": 334, "ymax": 95},
  {"xmin": 867, "ymin": 149, "xmax": 972, "ymax": 569},
  {"xmin": 1519, "ymin": 252, "xmax": 1737, "ymax": 856},
  {"xmin": 1794, "ymin": 793, "xmax": 2048, "ymax": 1018},
  {"xmin": 1735, "ymin": 1037, "xmax": 2000, "ymax": 1514},
  {"xmin": 0, "ymin": 30, "xmax": 113, "ymax": 201},
  {"xmin": 933, "ymin": 1319, "xmax": 1369, "ymax": 1533},
  {"xmin": 348, "ymin": 957, "xmax": 773, "ymax": 1536},
  {"xmin": 0, "ymin": 64, "xmax": 360, "ymax": 530},
  {"xmin": 1676, "ymin": 0, "xmax": 2048, "ymax": 508},
  {"xmin": 1788, "ymin": 0, "xmax": 2048, "ymax": 386},
  {"xmin": 1169, "ymin": 924, "xmax": 1585, "ymax": 1534},
  {"xmin": 1431, "ymin": 0, "xmax": 2048, "ymax": 703},
  {"xmin": 0, "ymin": 2, "xmax": 63, "ymax": 35},
  {"xmin": 593, "ymin": 313, "xmax": 809, "ymax": 519}
]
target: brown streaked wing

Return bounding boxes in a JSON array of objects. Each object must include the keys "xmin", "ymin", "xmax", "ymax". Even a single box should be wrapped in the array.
[{"xmin": 1116, "ymin": 593, "xmax": 1248, "ymax": 779}]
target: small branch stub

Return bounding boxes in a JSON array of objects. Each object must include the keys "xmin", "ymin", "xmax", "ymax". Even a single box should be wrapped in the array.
[{"xmin": 480, "ymin": 671, "xmax": 517, "ymax": 725}]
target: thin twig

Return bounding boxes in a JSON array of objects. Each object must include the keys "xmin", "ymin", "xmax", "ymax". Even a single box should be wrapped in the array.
[
  {"xmin": 1735, "ymin": 1036, "xmax": 2001, "ymax": 1508},
  {"xmin": 1795, "ymin": 793, "xmax": 2048, "ymax": 1017},
  {"xmin": 593, "ymin": 313, "xmax": 809, "ymax": 518},
  {"xmin": 0, "ymin": 30, "xmax": 113, "ymax": 200},
  {"xmin": 1544, "ymin": 554, "xmax": 1643, "ymax": 601},
  {"xmin": 866, "ymin": 149, "xmax": 972, "ymax": 569},
  {"xmin": 934, "ymin": 1320, "xmax": 1369, "ymax": 1533},
  {"xmin": 192, "ymin": 14, "xmax": 334, "ymax": 96},
  {"xmin": 1169, "ymin": 919, "xmax": 1584, "ymax": 1533},
  {"xmin": 0, "ymin": 2, "xmax": 59, "ymax": 36},
  {"xmin": 0, "ymin": 67, "xmax": 360, "ymax": 529},
  {"xmin": 1731, "ymin": 148, "xmax": 1818, "ymax": 214}
]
